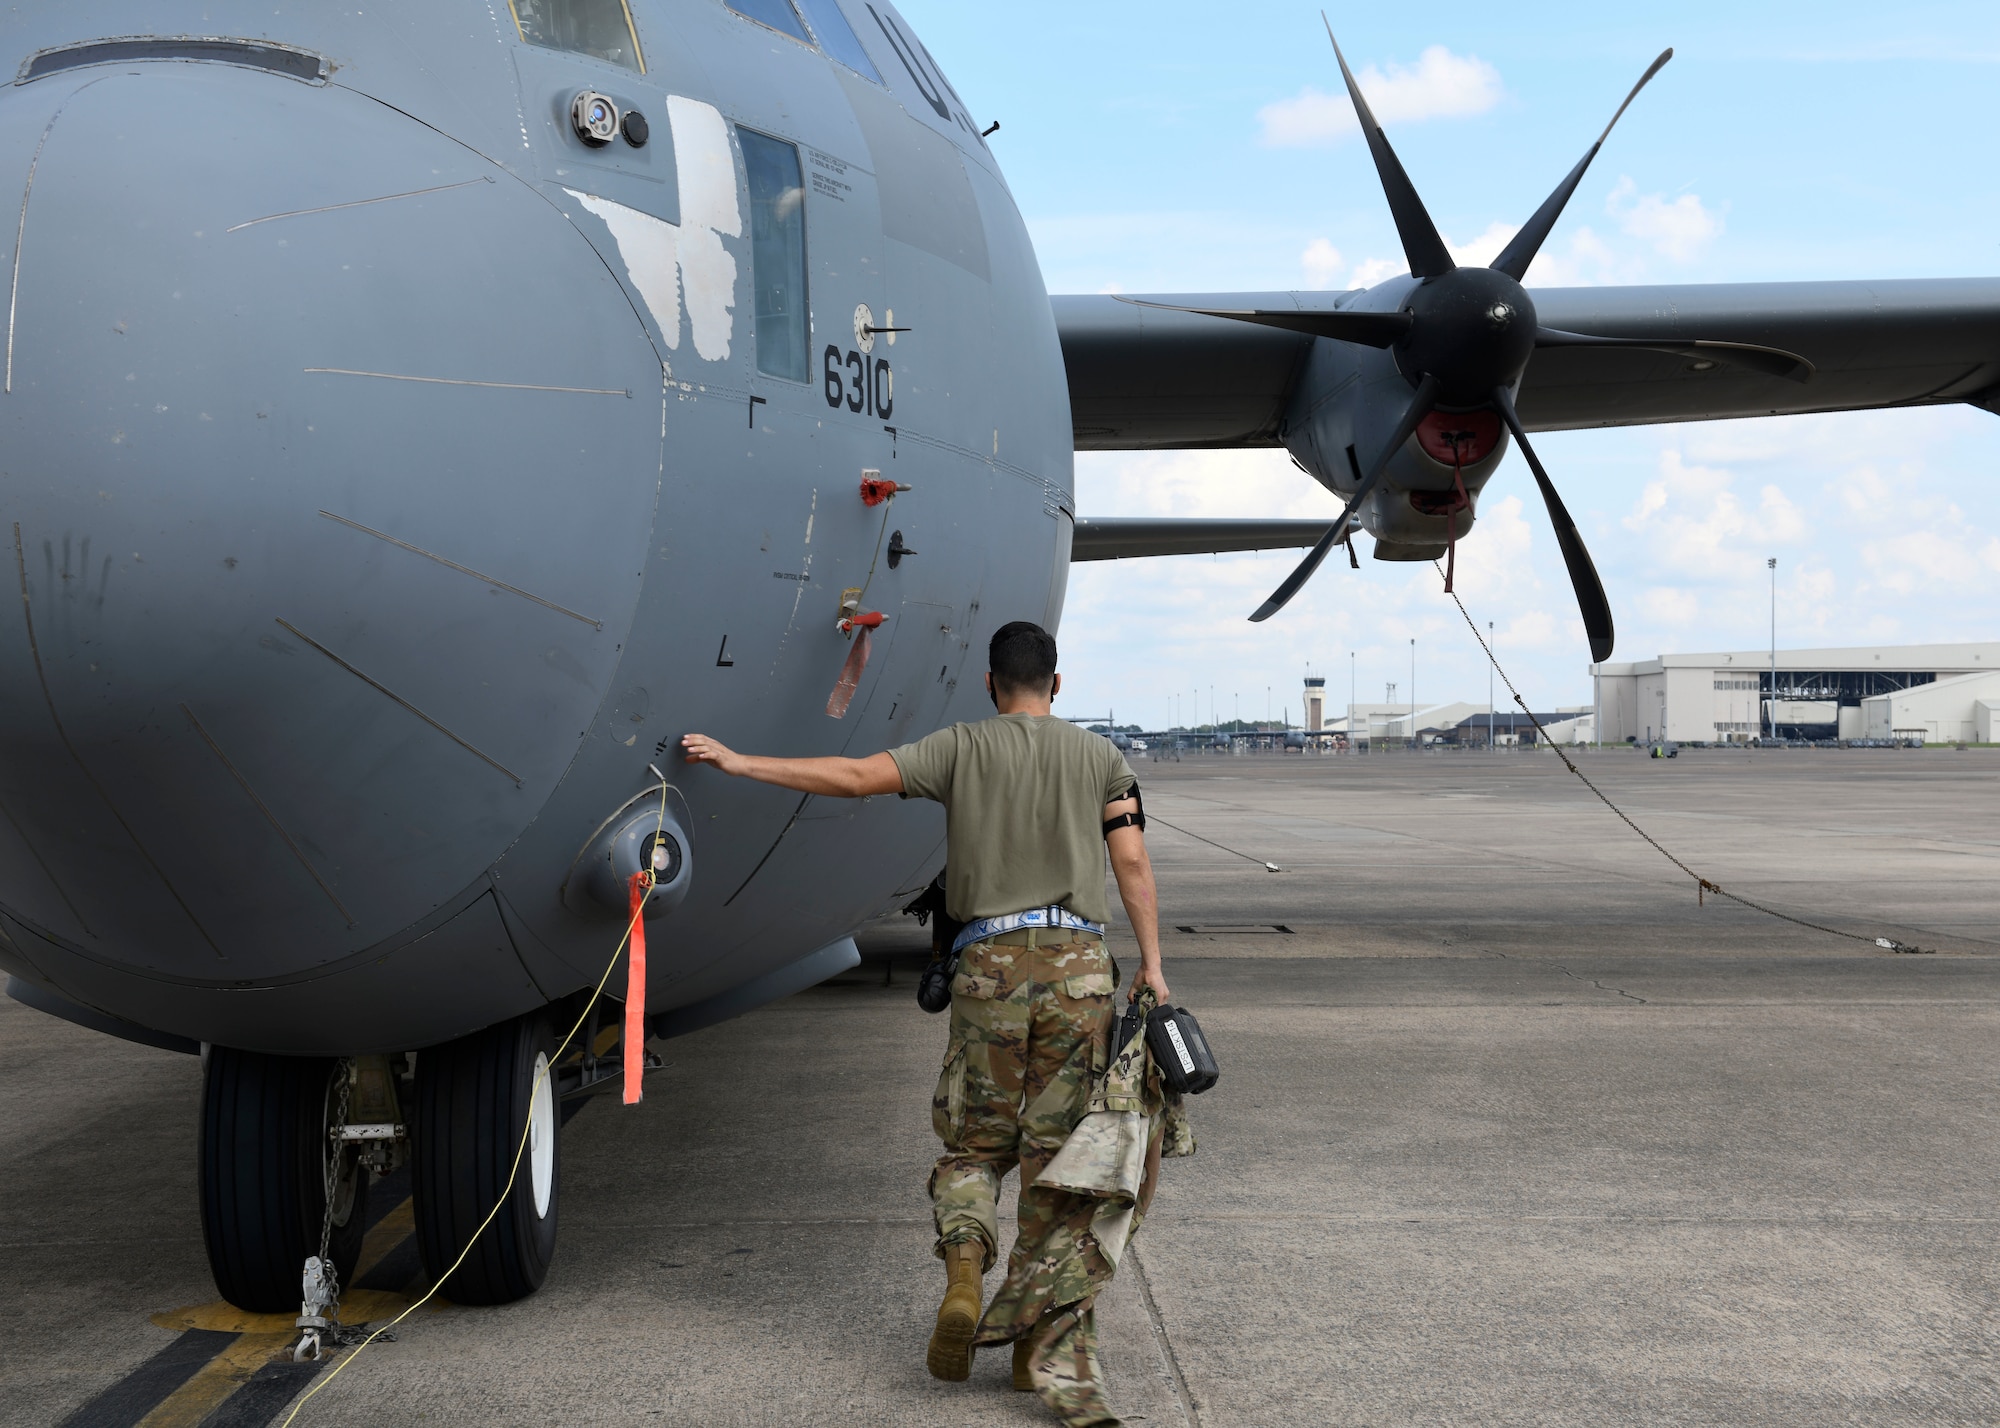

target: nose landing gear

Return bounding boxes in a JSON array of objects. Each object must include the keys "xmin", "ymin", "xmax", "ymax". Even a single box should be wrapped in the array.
[
  {"xmin": 411, "ymin": 1012, "xmax": 561, "ymax": 1305},
  {"xmin": 196, "ymin": 1010, "xmax": 563, "ymax": 1313},
  {"xmin": 198, "ymin": 1050, "xmax": 370, "ymax": 1313}
]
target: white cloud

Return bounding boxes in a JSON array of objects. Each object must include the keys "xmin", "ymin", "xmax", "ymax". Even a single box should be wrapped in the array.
[
  {"xmin": 1622, "ymin": 448, "xmax": 1807, "ymax": 578},
  {"xmin": 1446, "ymin": 221, "xmax": 1517, "ymax": 269},
  {"xmin": 1498, "ymin": 609, "xmax": 1562, "ymax": 650},
  {"xmin": 1256, "ymin": 89, "xmax": 1356, "ymax": 147},
  {"xmin": 1326, "ymin": 179, "xmax": 1722, "ymax": 291},
  {"xmin": 1347, "ymin": 255, "xmax": 1404, "ymax": 288},
  {"xmin": 1300, "ymin": 238, "xmax": 1344, "ymax": 289},
  {"xmin": 1081, "ymin": 447, "xmax": 1341, "ymax": 521},
  {"xmin": 1298, "ymin": 234, "xmax": 1499, "ymax": 291},
  {"xmin": 1606, "ymin": 176, "xmax": 1724, "ymax": 262},
  {"xmin": 1306, "ymin": 223, "xmax": 1519, "ymax": 290},
  {"xmin": 1847, "ymin": 467, "xmax": 2000, "ymax": 597},
  {"xmin": 1330, "ymin": 220, "xmax": 1638, "ymax": 291},
  {"xmin": 1522, "ymin": 226, "xmax": 1629, "ymax": 286},
  {"xmin": 1449, "ymin": 493, "xmax": 1541, "ymax": 601},
  {"xmin": 1257, "ymin": 47, "xmax": 1503, "ymax": 147},
  {"xmin": 1637, "ymin": 586, "xmax": 1702, "ymax": 628}
]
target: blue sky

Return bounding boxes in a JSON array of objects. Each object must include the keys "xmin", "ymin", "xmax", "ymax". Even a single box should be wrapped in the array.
[{"xmin": 899, "ymin": 1, "xmax": 2000, "ymax": 728}]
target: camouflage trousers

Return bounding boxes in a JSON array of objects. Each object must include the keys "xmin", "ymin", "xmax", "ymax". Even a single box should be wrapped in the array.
[{"xmin": 929, "ymin": 930, "xmax": 1142, "ymax": 1428}]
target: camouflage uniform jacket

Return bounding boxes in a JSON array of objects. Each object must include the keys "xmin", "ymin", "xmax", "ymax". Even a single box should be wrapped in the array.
[{"xmin": 1037, "ymin": 993, "xmax": 1196, "ymax": 1266}]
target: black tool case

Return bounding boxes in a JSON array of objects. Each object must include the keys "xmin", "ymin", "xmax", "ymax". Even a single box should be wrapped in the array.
[{"xmin": 1146, "ymin": 1004, "xmax": 1219, "ymax": 1095}]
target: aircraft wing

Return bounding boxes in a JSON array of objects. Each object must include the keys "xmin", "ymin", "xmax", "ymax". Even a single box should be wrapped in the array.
[
  {"xmin": 1055, "ymin": 278, "xmax": 2000, "ymax": 449},
  {"xmin": 1071, "ymin": 517, "xmax": 1327, "ymax": 561}
]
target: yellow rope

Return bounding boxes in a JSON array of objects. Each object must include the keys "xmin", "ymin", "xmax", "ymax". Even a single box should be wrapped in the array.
[{"xmin": 278, "ymin": 782, "xmax": 671, "ymax": 1424}]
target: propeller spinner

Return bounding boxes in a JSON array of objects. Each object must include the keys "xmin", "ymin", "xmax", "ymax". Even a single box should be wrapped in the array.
[{"xmin": 1220, "ymin": 22, "xmax": 1814, "ymax": 661}]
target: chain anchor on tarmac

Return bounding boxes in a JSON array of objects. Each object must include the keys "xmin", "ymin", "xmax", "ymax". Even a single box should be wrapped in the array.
[
  {"xmin": 292, "ymin": 1059, "xmax": 400, "ymax": 1362},
  {"xmin": 293, "ymin": 1257, "xmax": 334, "ymax": 1363}
]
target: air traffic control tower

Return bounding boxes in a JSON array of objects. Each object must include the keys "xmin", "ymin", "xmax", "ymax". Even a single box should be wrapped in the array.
[{"xmin": 1304, "ymin": 674, "xmax": 1327, "ymax": 732}]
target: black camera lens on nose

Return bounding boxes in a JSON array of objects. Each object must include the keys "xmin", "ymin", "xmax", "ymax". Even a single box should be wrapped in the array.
[{"xmin": 622, "ymin": 110, "xmax": 649, "ymax": 147}]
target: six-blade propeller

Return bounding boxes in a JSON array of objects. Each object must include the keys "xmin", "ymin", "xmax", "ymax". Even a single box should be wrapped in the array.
[{"xmin": 1166, "ymin": 20, "xmax": 1816, "ymax": 661}]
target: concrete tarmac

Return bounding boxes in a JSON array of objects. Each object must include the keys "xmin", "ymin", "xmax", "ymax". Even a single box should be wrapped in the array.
[{"xmin": 4, "ymin": 748, "xmax": 1999, "ymax": 1426}]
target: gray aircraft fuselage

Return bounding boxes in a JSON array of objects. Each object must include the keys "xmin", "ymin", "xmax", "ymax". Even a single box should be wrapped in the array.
[{"xmin": 0, "ymin": 1, "xmax": 1074, "ymax": 1053}]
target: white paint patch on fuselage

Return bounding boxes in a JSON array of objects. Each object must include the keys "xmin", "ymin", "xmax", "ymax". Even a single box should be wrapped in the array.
[
  {"xmin": 669, "ymin": 95, "xmax": 741, "ymax": 363},
  {"xmin": 562, "ymin": 96, "xmax": 742, "ymax": 362},
  {"xmin": 567, "ymin": 190, "xmax": 682, "ymax": 349}
]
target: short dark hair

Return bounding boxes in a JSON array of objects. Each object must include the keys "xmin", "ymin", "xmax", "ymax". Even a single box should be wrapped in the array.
[{"xmin": 989, "ymin": 621, "xmax": 1057, "ymax": 696}]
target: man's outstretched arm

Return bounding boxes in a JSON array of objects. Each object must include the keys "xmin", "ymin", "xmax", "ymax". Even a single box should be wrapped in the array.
[{"xmin": 681, "ymin": 733, "xmax": 905, "ymax": 798}]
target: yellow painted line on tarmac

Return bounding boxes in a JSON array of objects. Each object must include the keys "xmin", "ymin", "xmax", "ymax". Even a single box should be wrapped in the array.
[
  {"xmin": 352, "ymin": 1195, "xmax": 415, "ymax": 1281},
  {"xmin": 151, "ymin": 1303, "xmax": 301, "ymax": 1335},
  {"xmin": 128, "ymin": 1193, "xmax": 434, "ymax": 1427},
  {"xmin": 133, "ymin": 1331, "xmax": 293, "ymax": 1428},
  {"xmin": 149, "ymin": 1288, "xmax": 418, "ymax": 1336}
]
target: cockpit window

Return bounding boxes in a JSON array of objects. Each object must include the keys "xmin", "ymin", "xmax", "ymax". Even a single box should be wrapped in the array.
[
  {"xmin": 738, "ymin": 128, "xmax": 810, "ymax": 384},
  {"xmin": 725, "ymin": 0, "xmax": 810, "ymax": 42},
  {"xmin": 794, "ymin": 0, "xmax": 883, "ymax": 82},
  {"xmin": 508, "ymin": 0, "xmax": 645, "ymax": 74}
]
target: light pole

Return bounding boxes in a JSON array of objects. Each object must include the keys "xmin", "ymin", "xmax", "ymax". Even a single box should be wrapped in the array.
[
  {"xmin": 1350, "ymin": 650, "xmax": 1357, "ymax": 754},
  {"xmin": 1410, "ymin": 637, "xmax": 1417, "ymax": 751},
  {"xmin": 1488, "ymin": 622, "xmax": 1495, "ymax": 751},
  {"xmin": 1767, "ymin": 557, "xmax": 1778, "ymax": 741}
]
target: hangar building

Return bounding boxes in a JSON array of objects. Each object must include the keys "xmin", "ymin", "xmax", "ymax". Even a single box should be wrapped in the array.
[{"xmin": 1591, "ymin": 642, "xmax": 2000, "ymax": 744}]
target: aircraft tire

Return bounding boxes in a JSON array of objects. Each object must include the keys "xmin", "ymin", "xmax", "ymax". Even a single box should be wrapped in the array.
[
  {"xmin": 412, "ymin": 1011, "xmax": 560, "ymax": 1305},
  {"xmin": 198, "ymin": 1048, "xmax": 370, "ymax": 1313}
]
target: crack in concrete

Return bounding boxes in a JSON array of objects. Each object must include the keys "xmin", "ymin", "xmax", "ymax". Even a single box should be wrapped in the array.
[
  {"xmin": 1126, "ymin": 1242, "xmax": 1202, "ymax": 1428},
  {"xmin": 1556, "ymin": 964, "xmax": 1649, "ymax": 1003}
]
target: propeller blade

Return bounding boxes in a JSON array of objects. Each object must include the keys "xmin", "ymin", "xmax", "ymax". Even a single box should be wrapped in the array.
[
  {"xmin": 1490, "ymin": 48, "xmax": 1672, "ymax": 282},
  {"xmin": 1322, "ymin": 16, "xmax": 1455, "ymax": 280},
  {"xmin": 1251, "ymin": 373, "xmax": 1441, "ymax": 622},
  {"xmin": 1534, "ymin": 326, "xmax": 1814, "ymax": 383},
  {"xmin": 1490, "ymin": 385, "xmax": 1614, "ymax": 661},
  {"xmin": 1117, "ymin": 297, "xmax": 1413, "ymax": 347}
]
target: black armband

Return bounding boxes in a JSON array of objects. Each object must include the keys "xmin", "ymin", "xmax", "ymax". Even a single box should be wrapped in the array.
[{"xmin": 1102, "ymin": 783, "xmax": 1145, "ymax": 837}]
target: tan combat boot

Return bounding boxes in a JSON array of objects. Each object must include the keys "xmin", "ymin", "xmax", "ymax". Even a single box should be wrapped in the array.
[
  {"xmin": 1012, "ymin": 1336, "xmax": 1034, "ymax": 1391},
  {"xmin": 925, "ymin": 1241, "xmax": 983, "ymax": 1381}
]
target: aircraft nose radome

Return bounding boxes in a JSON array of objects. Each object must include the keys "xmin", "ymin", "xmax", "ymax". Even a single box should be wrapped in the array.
[{"xmin": 0, "ymin": 61, "xmax": 662, "ymax": 986}]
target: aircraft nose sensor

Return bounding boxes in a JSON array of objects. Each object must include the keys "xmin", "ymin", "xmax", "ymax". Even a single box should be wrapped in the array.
[{"xmin": 570, "ymin": 90, "xmax": 620, "ymax": 147}]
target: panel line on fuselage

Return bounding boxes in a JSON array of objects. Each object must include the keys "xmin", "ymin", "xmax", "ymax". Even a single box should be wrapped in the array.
[
  {"xmin": 7, "ymin": 73, "xmax": 119, "ymax": 394},
  {"xmin": 223, "ymin": 175, "xmax": 494, "ymax": 233},
  {"xmin": 273, "ymin": 618, "xmax": 525, "ymax": 786},
  {"xmin": 887, "ymin": 424, "xmax": 1066, "ymax": 504},
  {"xmin": 300, "ymin": 367, "xmax": 630, "ymax": 396},
  {"xmin": 181, "ymin": 703, "xmax": 356, "ymax": 927},
  {"xmin": 316, "ymin": 510, "xmax": 603, "ymax": 629}
]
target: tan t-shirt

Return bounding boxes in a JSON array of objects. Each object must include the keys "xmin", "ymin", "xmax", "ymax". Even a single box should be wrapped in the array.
[{"xmin": 889, "ymin": 713, "xmax": 1138, "ymax": 925}]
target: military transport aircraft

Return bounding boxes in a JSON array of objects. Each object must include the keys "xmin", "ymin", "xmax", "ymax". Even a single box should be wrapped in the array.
[{"xmin": 3, "ymin": 0, "xmax": 1997, "ymax": 1315}]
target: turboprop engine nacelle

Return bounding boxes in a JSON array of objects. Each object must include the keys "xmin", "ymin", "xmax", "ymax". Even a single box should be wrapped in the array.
[{"xmin": 1280, "ymin": 283, "xmax": 1514, "ymax": 562}]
